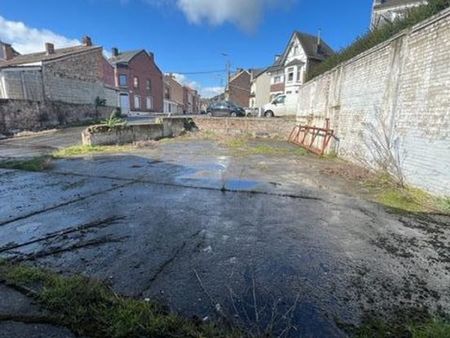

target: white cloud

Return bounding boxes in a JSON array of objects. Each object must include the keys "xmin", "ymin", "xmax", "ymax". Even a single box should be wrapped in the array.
[
  {"xmin": 143, "ymin": 0, "xmax": 293, "ymax": 32},
  {"xmin": 168, "ymin": 73, "xmax": 224, "ymax": 98},
  {"xmin": 0, "ymin": 16, "xmax": 80, "ymax": 54},
  {"xmin": 200, "ymin": 86, "xmax": 224, "ymax": 98},
  {"xmin": 171, "ymin": 73, "xmax": 199, "ymax": 90}
]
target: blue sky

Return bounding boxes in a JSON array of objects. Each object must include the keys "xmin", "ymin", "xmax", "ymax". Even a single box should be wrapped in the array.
[{"xmin": 0, "ymin": 0, "xmax": 373, "ymax": 97}]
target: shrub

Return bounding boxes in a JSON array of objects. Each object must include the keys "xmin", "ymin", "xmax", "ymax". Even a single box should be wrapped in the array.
[{"xmin": 308, "ymin": 0, "xmax": 450, "ymax": 80}]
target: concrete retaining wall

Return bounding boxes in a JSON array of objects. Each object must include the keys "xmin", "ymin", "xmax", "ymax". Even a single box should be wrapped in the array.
[
  {"xmin": 0, "ymin": 99, "xmax": 113, "ymax": 135},
  {"xmin": 296, "ymin": 9, "xmax": 450, "ymax": 196},
  {"xmin": 82, "ymin": 117, "xmax": 196, "ymax": 146},
  {"xmin": 192, "ymin": 117, "xmax": 297, "ymax": 139}
]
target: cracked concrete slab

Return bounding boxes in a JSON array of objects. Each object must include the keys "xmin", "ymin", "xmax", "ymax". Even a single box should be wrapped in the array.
[{"xmin": 0, "ymin": 134, "xmax": 449, "ymax": 337}]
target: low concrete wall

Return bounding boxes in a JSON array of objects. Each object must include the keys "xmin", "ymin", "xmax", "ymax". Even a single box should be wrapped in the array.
[
  {"xmin": 82, "ymin": 117, "xmax": 197, "ymax": 146},
  {"xmin": 192, "ymin": 117, "xmax": 297, "ymax": 139},
  {"xmin": 0, "ymin": 99, "xmax": 113, "ymax": 135}
]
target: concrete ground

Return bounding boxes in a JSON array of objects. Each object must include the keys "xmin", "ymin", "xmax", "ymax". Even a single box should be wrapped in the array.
[{"xmin": 0, "ymin": 129, "xmax": 449, "ymax": 337}]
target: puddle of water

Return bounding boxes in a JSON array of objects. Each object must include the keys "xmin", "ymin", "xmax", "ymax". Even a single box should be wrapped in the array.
[{"xmin": 225, "ymin": 179, "xmax": 260, "ymax": 191}]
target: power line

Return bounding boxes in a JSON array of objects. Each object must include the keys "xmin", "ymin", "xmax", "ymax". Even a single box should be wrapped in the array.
[{"xmin": 166, "ymin": 69, "xmax": 227, "ymax": 75}]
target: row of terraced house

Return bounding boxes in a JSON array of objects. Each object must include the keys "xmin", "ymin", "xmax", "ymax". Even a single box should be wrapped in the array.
[{"xmin": 0, "ymin": 36, "xmax": 200, "ymax": 116}]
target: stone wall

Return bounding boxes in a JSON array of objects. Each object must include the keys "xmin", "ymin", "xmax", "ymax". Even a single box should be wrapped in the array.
[
  {"xmin": 0, "ymin": 99, "xmax": 113, "ymax": 134},
  {"xmin": 42, "ymin": 49, "xmax": 117, "ymax": 107},
  {"xmin": 296, "ymin": 9, "xmax": 450, "ymax": 196},
  {"xmin": 192, "ymin": 117, "xmax": 297, "ymax": 139}
]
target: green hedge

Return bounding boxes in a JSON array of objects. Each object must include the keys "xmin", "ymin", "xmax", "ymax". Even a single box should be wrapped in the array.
[{"xmin": 308, "ymin": 0, "xmax": 450, "ymax": 81}]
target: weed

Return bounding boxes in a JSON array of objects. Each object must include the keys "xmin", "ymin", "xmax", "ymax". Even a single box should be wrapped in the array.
[
  {"xmin": 0, "ymin": 262, "xmax": 238, "ymax": 338},
  {"xmin": 225, "ymin": 137, "xmax": 307, "ymax": 157},
  {"xmin": 365, "ymin": 174, "xmax": 449, "ymax": 214},
  {"xmin": 52, "ymin": 145, "xmax": 133, "ymax": 158},
  {"xmin": 102, "ymin": 111, "xmax": 127, "ymax": 128},
  {"xmin": 0, "ymin": 156, "xmax": 53, "ymax": 172},
  {"xmin": 353, "ymin": 317, "xmax": 450, "ymax": 338}
]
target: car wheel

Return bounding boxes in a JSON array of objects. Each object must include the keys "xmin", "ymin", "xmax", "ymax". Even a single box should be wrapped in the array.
[
  {"xmin": 207, "ymin": 112, "xmax": 213, "ymax": 117},
  {"xmin": 231, "ymin": 112, "xmax": 237, "ymax": 117},
  {"xmin": 246, "ymin": 113, "xmax": 252, "ymax": 117},
  {"xmin": 264, "ymin": 110, "xmax": 274, "ymax": 118}
]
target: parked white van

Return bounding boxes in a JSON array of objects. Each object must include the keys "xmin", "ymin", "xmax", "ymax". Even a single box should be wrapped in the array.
[{"xmin": 263, "ymin": 94, "xmax": 297, "ymax": 118}]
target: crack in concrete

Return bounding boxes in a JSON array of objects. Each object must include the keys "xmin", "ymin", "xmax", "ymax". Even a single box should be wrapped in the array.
[
  {"xmin": 49, "ymin": 170, "xmax": 323, "ymax": 202},
  {"xmin": 10, "ymin": 235, "xmax": 129, "ymax": 263},
  {"xmin": 0, "ymin": 216, "xmax": 125, "ymax": 254},
  {"xmin": 147, "ymin": 242, "xmax": 187, "ymax": 284},
  {"xmin": 0, "ymin": 182, "xmax": 136, "ymax": 228}
]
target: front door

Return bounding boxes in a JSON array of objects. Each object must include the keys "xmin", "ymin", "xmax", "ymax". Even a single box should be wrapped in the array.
[{"xmin": 119, "ymin": 93, "xmax": 130, "ymax": 114}]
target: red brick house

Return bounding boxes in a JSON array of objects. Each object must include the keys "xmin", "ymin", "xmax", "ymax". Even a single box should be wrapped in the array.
[
  {"xmin": 226, "ymin": 69, "xmax": 251, "ymax": 108},
  {"xmin": 109, "ymin": 48, "xmax": 163, "ymax": 113}
]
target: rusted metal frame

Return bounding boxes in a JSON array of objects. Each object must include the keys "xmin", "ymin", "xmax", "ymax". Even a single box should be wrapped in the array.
[{"xmin": 288, "ymin": 120, "xmax": 335, "ymax": 156}]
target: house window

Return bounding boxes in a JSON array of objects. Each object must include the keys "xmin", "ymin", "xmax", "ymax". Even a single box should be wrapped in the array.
[
  {"xmin": 164, "ymin": 86, "xmax": 170, "ymax": 100},
  {"xmin": 294, "ymin": 45, "xmax": 299, "ymax": 56},
  {"xmin": 146, "ymin": 79, "xmax": 152, "ymax": 92},
  {"xmin": 274, "ymin": 76, "xmax": 282, "ymax": 84},
  {"xmin": 134, "ymin": 95, "xmax": 141, "ymax": 109},
  {"xmin": 119, "ymin": 74, "xmax": 127, "ymax": 87},
  {"xmin": 287, "ymin": 67, "xmax": 294, "ymax": 83},
  {"xmin": 133, "ymin": 76, "xmax": 139, "ymax": 89},
  {"xmin": 297, "ymin": 68, "xmax": 302, "ymax": 83},
  {"xmin": 146, "ymin": 97, "xmax": 153, "ymax": 110}
]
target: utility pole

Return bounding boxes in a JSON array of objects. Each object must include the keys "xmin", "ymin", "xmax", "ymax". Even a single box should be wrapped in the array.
[{"xmin": 222, "ymin": 53, "xmax": 231, "ymax": 99}]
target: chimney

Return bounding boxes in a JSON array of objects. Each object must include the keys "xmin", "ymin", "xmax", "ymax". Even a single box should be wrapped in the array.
[
  {"xmin": 45, "ymin": 43, "xmax": 55, "ymax": 55},
  {"xmin": 112, "ymin": 47, "xmax": 119, "ymax": 57},
  {"xmin": 2, "ymin": 43, "xmax": 15, "ymax": 60},
  {"xmin": 82, "ymin": 36, "xmax": 92, "ymax": 47},
  {"xmin": 317, "ymin": 29, "xmax": 322, "ymax": 54}
]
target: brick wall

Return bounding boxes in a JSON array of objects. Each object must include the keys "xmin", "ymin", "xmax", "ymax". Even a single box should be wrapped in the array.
[
  {"xmin": 228, "ymin": 71, "xmax": 251, "ymax": 108},
  {"xmin": 296, "ymin": 9, "xmax": 450, "ymax": 196},
  {"xmin": 192, "ymin": 117, "xmax": 297, "ymax": 138},
  {"xmin": 0, "ymin": 99, "xmax": 113, "ymax": 134}
]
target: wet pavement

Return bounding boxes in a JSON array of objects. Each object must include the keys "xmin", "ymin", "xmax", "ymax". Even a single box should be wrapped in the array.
[{"xmin": 0, "ymin": 132, "xmax": 449, "ymax": 337}]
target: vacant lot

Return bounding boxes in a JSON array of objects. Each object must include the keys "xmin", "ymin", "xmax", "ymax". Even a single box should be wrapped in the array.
[{"xmin": 0, "ymin": 128, "xmax": 449, "ymax": 337}]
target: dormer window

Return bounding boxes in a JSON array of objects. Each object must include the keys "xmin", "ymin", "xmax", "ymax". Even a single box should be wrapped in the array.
[{"xmin": 294, "ymin": 45, "xmax": 299, "ymax": 56}]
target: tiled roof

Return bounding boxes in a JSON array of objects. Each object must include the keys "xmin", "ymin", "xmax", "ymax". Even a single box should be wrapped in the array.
[
  {"xmin": 109, "ymin": 50, "xmax": 144, "ymax": 65},
  {"xmin": 267, "ymin": 31, "xmax": 334, "ymax": 73},
  {"xmin": 374, "ymin": 0, "xmax": 426, "ymax": 10},
  {"xmin": 0, "ymin": 45, "xmax": 101, "ymax": 68},
  {"xmin": 250, "ymin": 68, "xmax": 267, "ymax": 79}
]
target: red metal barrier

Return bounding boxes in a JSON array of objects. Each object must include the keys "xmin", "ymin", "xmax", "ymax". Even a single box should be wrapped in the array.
[{"xmin": 288, "ymin": 118, "xmax": 335, "ymax": 156}]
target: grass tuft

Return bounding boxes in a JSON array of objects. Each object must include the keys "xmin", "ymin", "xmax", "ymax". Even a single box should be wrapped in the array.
[
  {"xmin": 366, "ymin": 174, "xmax": 449, "ymax": 214},
  {"xmin": 0, "ymin": 262, "xmax": 238, "ymax": 338},
  {"xmin": 354, "ymin": 317, "xmax": 450, "ymax": 338},
  {"xmin": 0, "ymin": 156, "xmax": 53, "ymax": 172},
  {"xmin": 52, "ymin": 144, "xmax": 134, "ymax": 158},
  {"xmin": 225, "ymin": 137, "xmax": 307, "ymax": 157}
]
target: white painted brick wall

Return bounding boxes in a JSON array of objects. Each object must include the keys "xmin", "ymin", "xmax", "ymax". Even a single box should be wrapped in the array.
[{"xmin": 297, "ymin": 9, "xmax": 450, "ymax": 196}]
